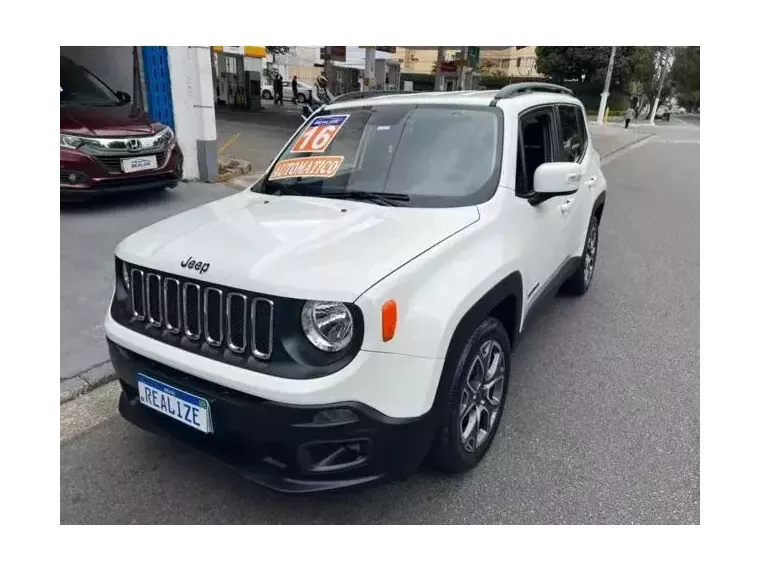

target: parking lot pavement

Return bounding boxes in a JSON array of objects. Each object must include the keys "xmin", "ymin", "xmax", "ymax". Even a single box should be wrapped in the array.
[
  {"xmin": 215, "ymin": 105, "xmax": 302, "ymax": 175},
  {"xmin": 60, "ymin": 183, "xmax": 239, "ymax": 383},
  {"xmin": 61, "ymin": 125, "xmax": 699, "ymax": 524}
]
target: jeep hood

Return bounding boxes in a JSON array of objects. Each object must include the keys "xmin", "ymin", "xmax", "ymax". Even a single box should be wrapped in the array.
[{"xmin": 116, "ymin": 191, "xmax": 479, "ymax": 301}]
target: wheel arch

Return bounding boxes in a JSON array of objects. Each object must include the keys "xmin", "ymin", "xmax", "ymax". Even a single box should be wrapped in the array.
[
  {"xmin": 430, "ymin": 271, "xmax": 523, "ymax": 419},
  {"xmin": 593, "ymin": 190, "xmax": 607, "ymax": 223}
]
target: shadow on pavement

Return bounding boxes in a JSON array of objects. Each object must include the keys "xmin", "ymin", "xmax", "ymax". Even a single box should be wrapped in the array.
[{"xmin": 60, "ymin": 188, "xmax": 181, "ymax": 215}]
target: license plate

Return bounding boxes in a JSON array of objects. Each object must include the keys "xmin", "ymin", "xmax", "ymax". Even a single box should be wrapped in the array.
[
  {"xmin": 122, "ymin": 155, "xmax": 158, "ymax": 173},
  {"xmin": 137, "ymin": 373, "xmax": 212, "ymax": 434}
]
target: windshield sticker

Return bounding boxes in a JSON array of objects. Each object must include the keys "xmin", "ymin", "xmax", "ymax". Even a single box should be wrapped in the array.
[
  {"xmin": 269, "ymin": 156, "xmax": 345, "ymax": 180},
  {"xmin": 291, "ymin": 114, "xmax": 350, "ymax": 153}
]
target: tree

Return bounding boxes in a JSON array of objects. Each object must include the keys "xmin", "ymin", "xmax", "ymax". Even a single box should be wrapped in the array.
[
  {"xmin": 671, "ymin": 46, "xmax": 699, "ymax": 110},
  {"xmin": 535, "ymin": 46, "xmax": 653, "ymax": 91}
]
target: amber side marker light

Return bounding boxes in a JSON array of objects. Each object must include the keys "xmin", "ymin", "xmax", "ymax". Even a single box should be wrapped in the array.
[{"xmin": 382, "ymin": 300, "xmax": 397, "ymax": 342}]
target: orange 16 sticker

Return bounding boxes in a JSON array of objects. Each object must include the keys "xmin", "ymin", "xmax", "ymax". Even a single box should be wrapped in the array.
[{"xmin": 291, "ymin": 114, "xmax": 350, "ymax": 153}]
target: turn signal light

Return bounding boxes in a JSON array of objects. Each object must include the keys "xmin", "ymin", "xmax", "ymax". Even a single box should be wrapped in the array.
[{"xmin": 382, "ymin": 300, "xmax": 397, "ymax": 342}]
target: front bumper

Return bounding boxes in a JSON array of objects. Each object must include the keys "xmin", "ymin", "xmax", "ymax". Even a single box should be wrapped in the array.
[
  {"xmin": 60, "ymin": 144, "xmax": 183, "ymax": 199},
  {"xmin": 109, "ymin": 339, "xmax": 439, "ymax": 493}
]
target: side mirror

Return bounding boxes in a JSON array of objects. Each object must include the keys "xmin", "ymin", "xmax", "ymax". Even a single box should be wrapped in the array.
[
  {"xmin": 116, "ymin": 91, "xmax": 132, "ymax": 104},
  {"xmin": 529, "ymin": 162, "xmax": 582, "ymax": 206}
]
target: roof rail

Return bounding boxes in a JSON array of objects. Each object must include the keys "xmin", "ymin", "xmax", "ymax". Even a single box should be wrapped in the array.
[
  {"xmin": 330, "ymin": 90, "xmax": 414, "ymax": 104},
  {"xmin": 489, "ymin": 82, "xmax": 573, "ymax": 106}
]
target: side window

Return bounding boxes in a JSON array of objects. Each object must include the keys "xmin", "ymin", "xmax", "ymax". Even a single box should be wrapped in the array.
[
  {"xmin": 558, "ymin": 105, "xmax": 585, "ymax": 162},
  {"xmin": 515, "ymin": 108, "xmax": 556, "ymax": 195}
]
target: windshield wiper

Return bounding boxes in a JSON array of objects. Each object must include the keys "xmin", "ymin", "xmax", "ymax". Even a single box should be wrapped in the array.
[
  {"xmin": 260, "ymin": 183, "xmax": 411, "ymax": 207},
  {"xmin": 318, "ymin": 190, "xmax": 410, "ymax": 207}
]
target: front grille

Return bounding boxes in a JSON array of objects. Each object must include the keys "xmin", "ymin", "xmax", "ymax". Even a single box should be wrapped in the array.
[
  {"xmin": 129, "ymin": 269, "xmax": 273, "ymax": 359},
  {"xmin": 95, "ymin": 151, "xmax": 167, "ymax": 174}
]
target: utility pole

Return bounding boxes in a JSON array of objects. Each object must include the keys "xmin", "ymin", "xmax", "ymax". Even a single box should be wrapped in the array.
[
  {"xmin": 597, "ymin": 46, "xmax": 616, "ymax": 125},
  {"xmin": 649, "ymin": 47, "xmax": 671, "ymax": 125},
  {"xmin": 434, "ymin": 47, "xmax": 445, "ymax": 91},
  {"xmin": 365, "ymin": 47, "xmax": 376, "ymax": 91},
  {"xmin": 458, "ymin": 47, "xmax": 468, "ymax": 90}
]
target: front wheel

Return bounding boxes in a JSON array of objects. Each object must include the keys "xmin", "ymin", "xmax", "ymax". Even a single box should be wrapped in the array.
[
  {"xmin": 261, "ymin": 90, "xmax": 272, "ymax": 100},
  {"xmin": 429, "ymin": 317, "xmax": 511, "ymax": 473},
  {"xmin": 297, "ymin": 93, "xmax": 307, "ymax": 104}
]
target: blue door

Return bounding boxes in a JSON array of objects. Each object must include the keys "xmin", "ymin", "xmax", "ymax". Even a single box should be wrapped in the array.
[{"xmin": 142, "ymin": 46, "xmax": 175, "ymax": 130}]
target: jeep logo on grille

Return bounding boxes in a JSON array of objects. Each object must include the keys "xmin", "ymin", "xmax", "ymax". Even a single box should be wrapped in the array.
[
  {"xmin": 127, "ymin": 139, "xmax": 141, "ymax": 151},
  {"xmin": 181, "ymin": 256, "xmax": 210, "ymax": 275}
]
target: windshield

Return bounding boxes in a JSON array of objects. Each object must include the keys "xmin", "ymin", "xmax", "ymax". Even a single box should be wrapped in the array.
[
  {"xmin": 259, "ymin": 104, "xmax": 503, "ymax": 207},
  {"xmin": 60, "ymin": 58, "xmax": 122, "ymax": 107}
]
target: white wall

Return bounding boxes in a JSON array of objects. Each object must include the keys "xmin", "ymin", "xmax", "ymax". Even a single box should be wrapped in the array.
[{"xmin": 60, "ymin": 47, "xmax": 134, "ymax": 95}]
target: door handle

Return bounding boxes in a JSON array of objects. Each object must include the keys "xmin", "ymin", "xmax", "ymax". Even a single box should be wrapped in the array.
[{"xmin": 560, "ymin": 198, "xmax": 573, "ymax": 215}]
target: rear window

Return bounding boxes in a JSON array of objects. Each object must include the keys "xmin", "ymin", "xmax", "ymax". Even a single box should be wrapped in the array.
[{"xmin": 262, "ymin": 104, "xmax": 503, "ymax": 207}]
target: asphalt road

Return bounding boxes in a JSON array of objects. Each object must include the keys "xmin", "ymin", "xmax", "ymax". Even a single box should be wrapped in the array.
[
  {"xmin": 60, "ymin": 122, "xmax": 699, "ymax": 524},
  {"xmin": 60, "ymin": 183, "xmax": 239, "ymax": 380}
]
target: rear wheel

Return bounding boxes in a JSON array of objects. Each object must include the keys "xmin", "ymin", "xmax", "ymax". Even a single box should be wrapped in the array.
[
  {"xmin": 261, "ymin": 90, "xmax": 272, "ymax": 100},
  {"xmin": 562, "ymin": 215, "xmax": 599, "ymax": 296},
  {"xmin": 429, "ymin": 317, "xmax": 510, "ymax": 473},
  {"xmin": 297, "ymin": 93, "xmax": 307, "ymax": 104}
]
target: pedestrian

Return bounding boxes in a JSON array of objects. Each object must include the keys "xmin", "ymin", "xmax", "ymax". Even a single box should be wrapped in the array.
[
  {"xmin": 273, "ymin": 73, "xmax": 284, "ymax": 106},
  {"xmin": 291, "ymin": 75, "xmax": 299, "ymax": 104},
  {"xmin": 624, "ymin": 106, "xmax": 634, "ymax": 129}
]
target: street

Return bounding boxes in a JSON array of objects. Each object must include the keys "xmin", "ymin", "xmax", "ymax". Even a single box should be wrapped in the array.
[{"xmin": 60, "ymin": 121, "xmax": 699, "ymax": 524}]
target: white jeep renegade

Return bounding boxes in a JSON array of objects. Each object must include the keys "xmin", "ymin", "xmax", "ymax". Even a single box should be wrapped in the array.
[{"xmin": 106, "ymin": 83, "xmax": 607, "ymax": 493}]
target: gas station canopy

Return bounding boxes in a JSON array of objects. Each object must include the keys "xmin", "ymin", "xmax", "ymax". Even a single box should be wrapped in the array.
[{"xmin": 212, "ymin": 46, "xmax": 267, "ymax": 58}]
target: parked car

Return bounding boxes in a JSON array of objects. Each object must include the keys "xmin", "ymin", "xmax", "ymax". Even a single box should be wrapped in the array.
[
  {"xmin": 60, "ymin": 56, "xmax": 183, "ymax": 201},
  {"xmin": 260, "ymin": 77, "xmax": 314, "ymax": 103},
  {"xmin": 106, "ymin": 84, "xmax": 607, "ymax": 493},
  {"xmin": 655, "ymin": 105, "xmax": 671, "ymax": 121}
]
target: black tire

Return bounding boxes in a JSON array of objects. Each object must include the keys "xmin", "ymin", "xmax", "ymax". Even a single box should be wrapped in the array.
[
  {"xmin": 261, "ymin": 90, "xmax": 272, "ymax": 100},
  {"xmin": 297, "ymin": 93, "xmax": 307, "ymax": 104},
  {"xmin": 562, "ymin": 214, "xmax": 599, "ymax": 296},
  {"xmin": 429, "ymin": 317, "xmax": 511, "ymax": 473}
]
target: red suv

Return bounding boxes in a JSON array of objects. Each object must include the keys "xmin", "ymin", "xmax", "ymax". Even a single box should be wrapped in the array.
[{"xmin": 60, "ymin": 56, "xmax": 183, "ymax": 201}]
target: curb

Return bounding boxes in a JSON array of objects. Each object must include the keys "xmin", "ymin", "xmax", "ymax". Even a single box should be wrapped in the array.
[
  {"xmin": 599, "ymin": 132, "xmax": 654, "ymax": 162},
  {"xmin": 60, "ymin": 361, "xmax": 117, "ymax": 404}
]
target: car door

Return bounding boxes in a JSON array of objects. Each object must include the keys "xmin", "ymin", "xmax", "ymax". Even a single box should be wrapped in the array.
[
  {"xmin": 513, "ymin": 105, "xmax": 569, "ymax": 316},
  {"xmin": 555, "ymin": 104, "xmax": 594, "ymax": 260}
]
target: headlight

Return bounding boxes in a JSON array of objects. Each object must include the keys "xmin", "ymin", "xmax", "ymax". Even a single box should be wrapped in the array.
[
  {"xmin": 60, "ymin": 133, "xmax": 84, "ymax": 149},
  {"xmin": 120, "ymin": 260, "xmax": 130, "ymax": 291},
  {"xmin": 152, "ymin": 124, "xmax": 174, "ymax": 146},
  {"xmin": 301, "ymin": 301, "xmax": 354, "ymax": 352}
]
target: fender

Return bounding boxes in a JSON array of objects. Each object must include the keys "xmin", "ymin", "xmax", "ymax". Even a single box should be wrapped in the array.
[
  {"xmin": 593, "ymin": 189, "xmax": 607, "ymax": 222},
  {"xmin": 429, "ymin": 271, "xmax": 523, "ymax": 419}
]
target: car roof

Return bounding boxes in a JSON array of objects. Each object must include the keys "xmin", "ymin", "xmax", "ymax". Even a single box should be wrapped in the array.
[{"xmin": 324, "ymin": 88, "xmax": 584, "ymax": 115}]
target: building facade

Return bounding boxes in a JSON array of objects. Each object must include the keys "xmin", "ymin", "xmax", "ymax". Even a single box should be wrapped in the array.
[{"xmin": 394, "ymin": 46, "xmax": 542, "ymax": 78}]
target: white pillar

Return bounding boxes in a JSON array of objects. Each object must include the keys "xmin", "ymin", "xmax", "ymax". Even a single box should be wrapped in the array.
[{"xmin": 167, "ymin": 46, "xmax": 218, "ymax": 182}]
